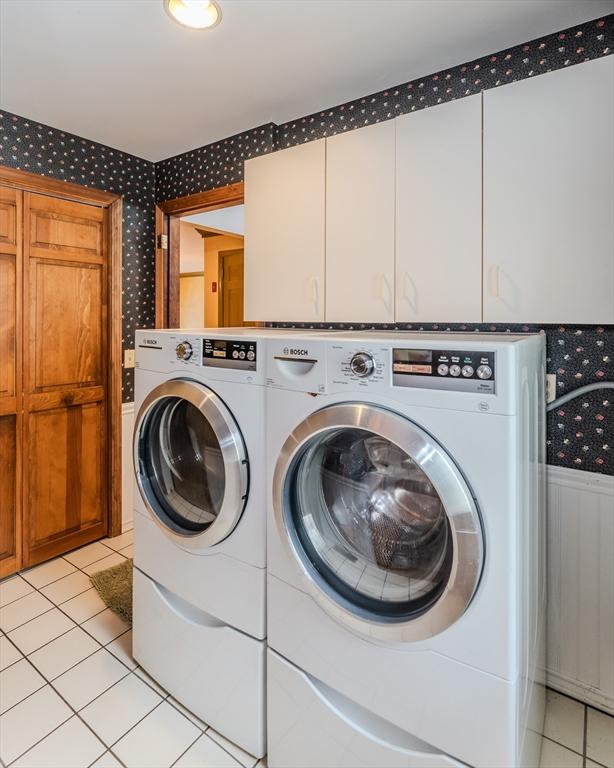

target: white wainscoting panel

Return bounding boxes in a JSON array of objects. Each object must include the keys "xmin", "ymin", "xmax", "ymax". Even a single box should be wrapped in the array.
[
  {"xmin": 121, "ymin": 402, "xmax": 135, "ymax": 532},
  {"xmin": 547, "ymin": 466, "xmax": 614, "ymax": 714}
]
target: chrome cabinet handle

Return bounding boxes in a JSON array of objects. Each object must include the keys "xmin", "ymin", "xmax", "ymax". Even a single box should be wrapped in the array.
[
  {"xmin": 310, "ymin": 277, "xmax": 319, "ymax": 316},
  {"xmin": 399, "ymin": 271, "xmax": 417, "ymax": 314},
  {"xmin": 490, "ymin": 265, "xmax": 500, "ymax": 298},
  {"xmin": 377, "ymin": 274, "xmax": 392, "ymax": 312}
]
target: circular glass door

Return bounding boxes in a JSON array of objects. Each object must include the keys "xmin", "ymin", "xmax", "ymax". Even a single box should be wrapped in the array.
[
  {"xmin": 273, "ymin": 403, "xmax": 484, "ymax": 641},
  {"xmin": 134, "ymin": 379, "xmax": 248, "ymax": 546}
]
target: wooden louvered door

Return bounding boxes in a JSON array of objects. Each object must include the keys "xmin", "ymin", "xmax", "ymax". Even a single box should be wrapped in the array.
[
  {"xmin": 0, "ymin": 186, "xmax": 22, "ymax": 578},
  {"xmin": 22, "ymin": 192, "xmax": 109, "ymax": 567}
]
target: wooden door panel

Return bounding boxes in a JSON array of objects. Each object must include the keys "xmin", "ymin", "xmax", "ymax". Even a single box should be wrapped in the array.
[
  {"xmin": 0, "ymin": 253, "xmax": 16, "ymax": 405},
  {"xmin": 25, "ymin": 402, "xmax": 105, "ymax": 563},
  {"xmin": 23, "ymin": 192, "xmax": 108, "ymax": 566},
  {"xmin": 220, "ymin": 250, "xmax": 244, "ymax": 327},
  {"xmin": 0, "ymin": 187, "xmax": 20, "ymax": 418},
  {"xmin": 0, "ymin": 415, "xmax": 19, "ymax": 576},
  {"xmin": 0, "ymin": 189, "xmax": 17, "ymax": 251},
  {"xmin": 0, "ymin": 187, "xmax": 21, "ymax": 576},
  {"xmin": 28, "ymin": 195, "xmax": 104, "ymax": 263},
  {"xmin": 29, "ymin": 260, "xmax": 103, "ymax": 394}
]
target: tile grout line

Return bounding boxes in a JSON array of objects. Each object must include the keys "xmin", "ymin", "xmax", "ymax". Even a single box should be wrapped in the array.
[
  {"xmin": 169, "ymin": 726, "xmax": 212, "ymax": 768},
  {"xmin": 542, "ymin": 734, "xmax": 585, "ymax": 759},
  {"xmin": 1, "ymin": 621, "xmax": 129, "ymax": 765},
  {"xmin": 0, "ymin": 541, "xmax": 134, "ymax": 766},
  {"xmin": 5, "ymin": 570, "xmax": 123, "ymax": 660},
  {"xmin": 583, "ymin": 703, "xmax": 588, "ymax": 767}
]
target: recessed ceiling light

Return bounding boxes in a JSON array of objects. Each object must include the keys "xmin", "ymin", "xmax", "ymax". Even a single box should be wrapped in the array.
[{"xmin": 164, "ymin": 0, "xmax": 222, "ymax": 30}]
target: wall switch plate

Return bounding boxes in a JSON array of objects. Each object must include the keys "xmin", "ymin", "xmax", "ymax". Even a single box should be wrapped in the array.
[
  {"xmin": 546, "ymin": 373, "xmax": 557, "ymax": 404},
  {"xmin": 124, "ymin": 349, "xmax": 135, "ymax": 369}
]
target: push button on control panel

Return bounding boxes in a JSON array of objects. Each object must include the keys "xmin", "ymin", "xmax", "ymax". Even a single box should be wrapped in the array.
[
  {"xmin": 392, "ymin": 347, "xmax": 496, "ymax": 394},
  {"xmin": 477, "ymin": 365, "xmax": 493, "ymax": 380}
]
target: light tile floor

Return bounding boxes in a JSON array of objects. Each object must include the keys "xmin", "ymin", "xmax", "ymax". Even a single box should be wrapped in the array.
[{"xmin": 1, "ymin": 533, "xmax": 612, "ymax": 768}]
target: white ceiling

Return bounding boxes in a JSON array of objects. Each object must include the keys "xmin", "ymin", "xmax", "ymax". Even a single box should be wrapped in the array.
[
  {"xmin": 183, "ymin": 205, "xmax": 245, "ymax": 235},
  {"xmin": 1, "ymin": 0, "xmax": 612, "ymax": 161}
]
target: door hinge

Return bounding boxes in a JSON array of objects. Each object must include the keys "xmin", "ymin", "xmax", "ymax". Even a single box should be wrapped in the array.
[{"xmin": 157, "ymin": 234, "xmax": 168, "ymax": 250}]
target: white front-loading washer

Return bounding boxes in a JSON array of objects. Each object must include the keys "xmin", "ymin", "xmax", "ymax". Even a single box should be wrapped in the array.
[
  {"xmin": 265, "ymin": 331, "xmax": 546, "ymax": 768},
  {"xmin": 133, "ymin": 327, "xmax": 298, "ymax": 758}
]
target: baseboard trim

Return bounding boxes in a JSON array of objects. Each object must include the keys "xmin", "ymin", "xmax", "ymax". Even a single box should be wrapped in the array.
[{"xmin": 547, "ymin": 670, "xmax": 614, "ymax": 716}]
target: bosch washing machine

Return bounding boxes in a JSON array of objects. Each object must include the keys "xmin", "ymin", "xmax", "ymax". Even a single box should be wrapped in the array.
[{"xmin": 265, "ymin": 331, "xmax": 546, "ymax": 768}]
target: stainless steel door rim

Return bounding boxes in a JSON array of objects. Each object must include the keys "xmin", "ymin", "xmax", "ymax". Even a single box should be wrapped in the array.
[
  {"xmin": 134, "ymin": 378, "xmax": 248, "ymax": 549},
  {"xmin": 273, "ymin": 402, "xmax": 484, "ymax": 642}
]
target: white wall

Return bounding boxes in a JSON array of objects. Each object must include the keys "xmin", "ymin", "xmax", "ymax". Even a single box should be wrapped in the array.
[
  {"xmin": 121, "ymin": 402, "xmax": 134, "ymax": 532},
  {"xmin": 179, "ymin": 221, "xmax": 205, "ymax": 273},
  {"xmin": 180, "ymin": 274, "xmax": 205, "ymax": 328}
]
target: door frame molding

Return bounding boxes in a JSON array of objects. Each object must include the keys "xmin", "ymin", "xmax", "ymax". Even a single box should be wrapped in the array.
[
  {"xmin": 155, "ymin": 182, "xmax": 245, "ymax": 328},
  {"xmin": 0, "ymin": 164, "xmax": 124, "ymax": 541}
]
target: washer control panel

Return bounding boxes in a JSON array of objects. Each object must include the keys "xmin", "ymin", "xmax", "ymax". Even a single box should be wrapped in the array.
[
  {"xmin": 393, "ymin": 348, "xmax": 495, "ymax": 393},
  {"xmin": 202, "ymin": 338, "xmax": 257, "ymax": 371}
]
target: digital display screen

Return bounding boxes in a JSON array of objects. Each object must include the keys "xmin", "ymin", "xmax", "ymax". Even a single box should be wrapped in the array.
[
  {"xmin": 393, "ymin": 349, "xmax": 433, "ymax": 375},
  {"xmin": 402, "ymin": 349, "xmax": 433, "ymax": 363},
  {"xmin": 212, "ymin": 340, "xmax": 227, "ymax": 358}
]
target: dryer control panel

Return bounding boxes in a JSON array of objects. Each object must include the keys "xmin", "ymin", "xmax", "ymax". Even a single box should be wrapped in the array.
[
  {"xmin": 202, "ymin": 337, "xmax": 257, "ymax": 372},
  {"xmin": 393, "ymin": 348, "xmax": 495, "ymax": 394}
]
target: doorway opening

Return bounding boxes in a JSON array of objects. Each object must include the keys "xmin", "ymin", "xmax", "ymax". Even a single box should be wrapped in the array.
[
  {"xmin": 154, "ymin": 182, "xmax": 254, "ymax": 330},
  {"xmin": 179, "ymin": 205, "xmax": 245, "ymax": 329}
]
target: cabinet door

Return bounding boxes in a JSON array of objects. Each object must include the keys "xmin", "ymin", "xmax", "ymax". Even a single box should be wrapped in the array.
[
  {"xmin": 396, "ymin": 95, "xmax": 482, "ymax": 322},
  {"xmin": 245, "ymin": 140, "xmax": 325, "ymax": 322},
  {"xmin": 484, "ymin": 56, "xmax": 614, "ymax": 323},
  {"xmin": 326, "ymin": 122, "xmax": 395, "ymax": 322},
  {"xmin": 23, "ymin": 192, "xmax": 108, "ymax": 567},
  {"xmin": 0, "ymin": 186, "xmax": 22, "ymax": 578}
]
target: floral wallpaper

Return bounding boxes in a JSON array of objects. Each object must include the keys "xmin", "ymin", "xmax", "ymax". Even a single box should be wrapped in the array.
[
  {"xmin": 0, "ymin": 12, "xmax": 612, "ymax": 474},
  {"xmin": 0, "ymin": 111, "xmax": 155, "ymax": 401},
  {"xmin": 155, "ymin": 124, "xmax": 275, "ymax": 203}
]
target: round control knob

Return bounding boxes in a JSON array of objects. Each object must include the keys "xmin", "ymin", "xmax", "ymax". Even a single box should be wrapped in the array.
[
  {"xmin": 350, "ymin": 352, "xmax": 375, "ymax": 378},
  {"xmin": 176, "ymin": 341, "xmax": 193, "ymax": 361},
  {"xmin": 437, "ymin": 364, "xmax": 449, "ymax": 376},
  {"xmin": 462, "ymin": 365, "xmax": 474, "ymax": 378},
  {"xmin": 449, "ymin": 364, "xmax": 461, "ymax": 377},
  {"xmin": 477, "ymin": 364, "xmax": 493, "ymax": 380}
]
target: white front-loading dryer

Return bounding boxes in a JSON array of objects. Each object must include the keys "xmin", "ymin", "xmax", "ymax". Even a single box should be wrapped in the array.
[{"xmin": 265, "ymin": 331, "xmax": 546, "ymax": 768}]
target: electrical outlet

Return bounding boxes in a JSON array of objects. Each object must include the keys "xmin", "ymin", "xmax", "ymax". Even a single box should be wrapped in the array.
[
  {"xmin": 546, "ymin": 373, "xmax": 556, "ymax": 404},
  {"xmin": 124, "ymin": 349, "xmax": 135, "ymax": 369}
]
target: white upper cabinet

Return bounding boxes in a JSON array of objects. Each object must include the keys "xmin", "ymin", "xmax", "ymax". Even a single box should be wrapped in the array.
[
  {"xmin": 325, "ymin": 121, "xmax": 396, "ymax": 322},
  {"xmin": 483, "ymin": 56, "xmax": 614, "ymax": 324},
  {"xmin": 244, "ymin": 139, "xmax": 326, "ymax": 322},
  {"xmin": 396, "ymin": 95, "xmax": 482, "ymax": 322}
]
